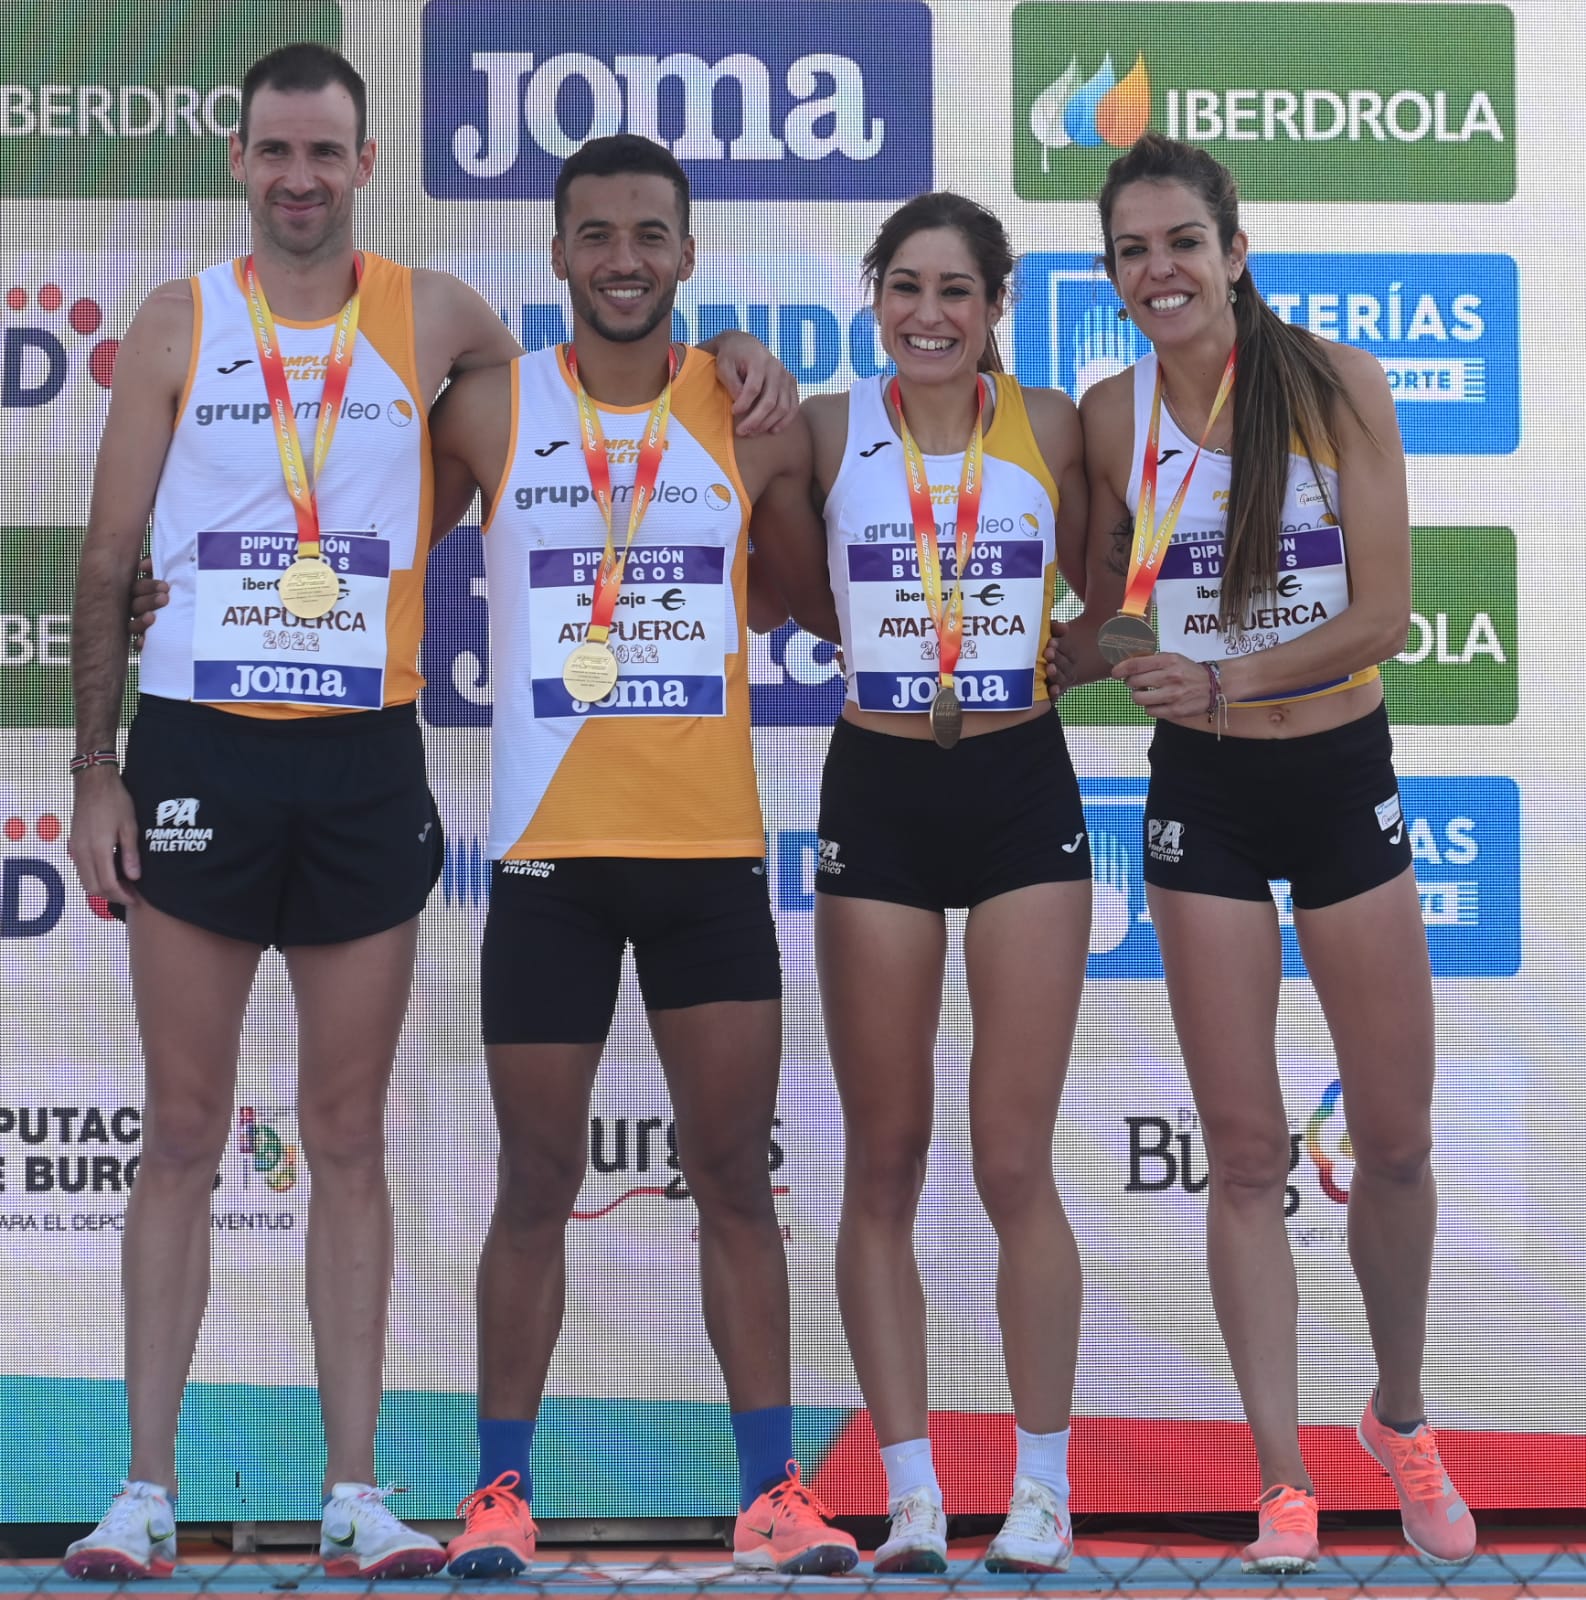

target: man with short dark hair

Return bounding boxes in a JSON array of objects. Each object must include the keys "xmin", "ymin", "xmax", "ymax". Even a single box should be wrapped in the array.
[
  {"xmin": 63, "ymin": 50, "xmax": 791, "ymax": 1580},
  {"xmin": 429, "ymin": 135, "xmax": 855, "ymax": 1580}
]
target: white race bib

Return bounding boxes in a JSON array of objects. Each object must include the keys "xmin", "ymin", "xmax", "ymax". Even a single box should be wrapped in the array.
[
  {"xmin": 192, "ymin": 529, "xmax": 391, "ymax": 709},
  {"xmin": 527, "ymin": 544, "xmax": 728, "ymax": 718}
]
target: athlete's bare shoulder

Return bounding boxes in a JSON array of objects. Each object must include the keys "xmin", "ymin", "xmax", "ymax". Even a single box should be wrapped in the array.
[
  {"xmin": 801, "ymin": 391, "xmax": 850, "ymax": 492},
  {"xmin": 116, "ymin": 278, "xmax": 195, "ymax": 398},
  {"xmin": 1078, "ymin": 368, "xmax": 1133, "ymax": 458},
  {"xmin": 411, "ymin": 267, "xmax": 523, "ymax": 398}
]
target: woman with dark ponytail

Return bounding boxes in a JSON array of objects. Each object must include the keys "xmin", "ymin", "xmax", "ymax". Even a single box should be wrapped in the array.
[
  {"xmin": 1057, "ymin": 132, "xmax": 1474, "ymax": 1573},
  {"xmin": 777, "ymin": 193, "xmax": 1092, "ymax": 1574}
]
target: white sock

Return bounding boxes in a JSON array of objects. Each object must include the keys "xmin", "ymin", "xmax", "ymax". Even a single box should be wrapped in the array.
[
  {"xmin": 880, "ymin": 1437, "xmax": 941, "ymax": 1507},
  {"xmin": 1014, "ymin": 1424, "xmax": 1072, "ymax": 1508}
]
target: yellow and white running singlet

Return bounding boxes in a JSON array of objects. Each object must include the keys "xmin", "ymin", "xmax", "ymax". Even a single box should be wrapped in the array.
[
  {"xmin": 1125, "ymin": 351, "xmax": 1377, "ymax": 704},
  {"xmin": 823, "ymin": 373, "xmax": 1062, "ymax": 714},
  {"xmin": 484, "ymin": 345, "xmax": 762, "ymax": 862},
  {"xmin": 138, "ymin": 253, "xmax": 431, "ymax": 717}
]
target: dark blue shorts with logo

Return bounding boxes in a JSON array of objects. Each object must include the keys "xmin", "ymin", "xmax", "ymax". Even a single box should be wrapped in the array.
[
  {"xmin": 1143, "ymin": 702, "xmax": 1413, "ymax": 910},
  {"xmin": 118, "ymin": 694, "xmax": 443, "ymax": 947},
  {"xmin": 481, "ymin": 856, "xmax": 783, "ymax": 1045}
]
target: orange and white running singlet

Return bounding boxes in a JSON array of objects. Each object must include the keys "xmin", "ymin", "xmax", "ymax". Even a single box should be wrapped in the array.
[
  {"xmin": 484, "ymin": 345, "xmax": 762, "ymax": 862},
  {"xmin": 138, "ymin": 253, "xmax": 431, "ymax": 717}
]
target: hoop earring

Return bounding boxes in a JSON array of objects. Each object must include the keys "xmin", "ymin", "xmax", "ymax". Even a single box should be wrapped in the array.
[
  {"xmin": 1228, "ymin": 286, "xmax": 1238, "ymax": 304},
  {"xmin": 1117, "ymin": 305, "xmax": 1130, "ymax": 322}
]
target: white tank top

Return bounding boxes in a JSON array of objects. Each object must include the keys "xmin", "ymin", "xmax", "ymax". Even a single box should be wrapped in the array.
[
  {"xmin": 823, "ymin": 374, "xmax": 1061, "ymax": 716},
  {"xmin": 1125, "ymin": 352, "xmax": 1376, "ymax": 703},
  {"xmin": 138, "ymin": 254, "xmax": 429, "ymax": 716}
]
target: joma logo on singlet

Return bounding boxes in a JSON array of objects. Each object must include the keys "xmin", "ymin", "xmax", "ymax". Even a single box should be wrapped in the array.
[
  {"xmin": 572, "ymin": 678, "xmax": 688, "ymax": 713},
  {"xmin": 228, "ymin": 664, "xmax": 348, "ymax": 699}
]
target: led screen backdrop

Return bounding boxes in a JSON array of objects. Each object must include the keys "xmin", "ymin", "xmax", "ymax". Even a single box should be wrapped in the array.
[{"xmin": 2, "ymin": 0, "xmax": 1581, "ymax": 1525}]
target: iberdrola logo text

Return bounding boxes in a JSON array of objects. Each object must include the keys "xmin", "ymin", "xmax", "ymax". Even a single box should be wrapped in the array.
[{"xmin": 1012, "ymin": 3, "xmax": 1515, "ymax": 202}]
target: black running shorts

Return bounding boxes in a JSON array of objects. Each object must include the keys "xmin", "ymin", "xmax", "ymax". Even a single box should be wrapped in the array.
[
  {"xmin": 1143, "ymin": 703, "xmax": 1413, "ymax": 910},
  {"xmin": 480, "ymin": 856, "xmax": 783, "ymax": 1045},
  {"xmin": 119, "ymin": 694, "xmax": 443, "ymax": 946},
  {"xmin": 814, "ymin": 711, "xmax": 1092, "ymax": 912}
]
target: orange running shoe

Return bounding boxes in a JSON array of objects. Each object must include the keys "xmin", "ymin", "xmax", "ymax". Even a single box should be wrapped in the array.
[
  {"xmin": 1240, "ymin": 1484, "xmax": 1320, "ymax": 1574},
  {"xmin": 1357, "ymin": 1398, "xmax": 1476, "ymax": 1565},
  {"xmin": 733, "ymin": 1461, "xmax": 858, "ymax": 1575},
  {"xmin": 446, "ymin": 1471, "xmax": 537, "ymax": 1578}
]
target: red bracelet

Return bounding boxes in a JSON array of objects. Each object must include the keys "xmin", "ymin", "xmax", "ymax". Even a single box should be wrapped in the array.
[{"xmin": 1203, "ymin": 661, "xmax": 1224, "ymax": 717}]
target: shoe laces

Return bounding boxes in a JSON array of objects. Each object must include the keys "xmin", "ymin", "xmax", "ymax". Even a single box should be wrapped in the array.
[
  {"xmin": 98, "ymin": 1482, "xmax": 172, "ymax": 1538},
  {"xmin": 1002, "ymin": 1477, "xmax": 1064, "ymax": 1542},
  {"xmin": 888, "ymin": 1487, "xmax": 943, "ymax": 1533},
  {"xmin": 764, "ymin": 1460, "xmax": 836, "ymax": 1524},
  {"xmin": 1381, "ymin": 1425, "xmax": 1450, "ymax": 1501},
  {"xmin": 456, "ymin": 1471, "xmax": 527, "ymax": 1524},
  {"xmin": 330, "ymin": 1482, "xmax": 409, "ymax": 1532},
  {"xmin": 1256, "ymin": 1485, "xmax": 1316, "ymax": 1533}
]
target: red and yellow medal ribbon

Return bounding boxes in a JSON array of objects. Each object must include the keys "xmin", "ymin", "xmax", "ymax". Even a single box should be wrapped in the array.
[
  {"xmin": 891, "ymin": 376, "xmax": 986, "ymax": 689},
  {"xmin": 1122, "ymin": 348, "xmax": 1237, "ymax": 617},
  {"xmin": 242, "ymin": 253, "xmax": 363, "ymax": 560},
  {"xmin": 567, "ymin": 343, "xmax": 679, "ymax": 645}
]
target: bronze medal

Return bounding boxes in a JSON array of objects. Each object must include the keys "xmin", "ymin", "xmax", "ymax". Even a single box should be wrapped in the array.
[
  {"xmin": 278, "ymin": 555, "xmax": 339, "ymax": 620},
  {"xmin": 1097, "ymin": 611, "xmax": 1158, "ymax": 666},
  {"xmin": 929, "ymin": 683, "xmax": 963, "ymax": 749},
  {"xmin": 562, "ymin": 640, "xmax": 620, "ymax": 703}
]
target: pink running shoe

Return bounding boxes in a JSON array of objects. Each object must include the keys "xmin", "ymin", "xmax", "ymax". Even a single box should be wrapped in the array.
[
  {"xmin": 1240, "ymin": 1484, "xmax": 1320, "ymax": 1574},
  {"xmin": 1357, "ymin": 1398, "xmax": 1476, "ymax": 1565}
]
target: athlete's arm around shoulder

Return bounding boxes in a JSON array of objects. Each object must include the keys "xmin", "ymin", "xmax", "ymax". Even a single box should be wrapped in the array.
[
  {"xmin": 428, "ymin": 363, "xmax": 515, "ymax": 544},
  {"xmin": 736, "ymin": 399, "xmax": 841, "ymax": 644},
  {"xmin": 67, "ymin": 278, "xmax": 192, "ymax": 903},
  {"xmin": 411, "ymin": 268, "xmax": 522, "ymax": 398},
  {"xmin": 1022, "ymin": 383, "xmax": 1088, "ymax": 600}
]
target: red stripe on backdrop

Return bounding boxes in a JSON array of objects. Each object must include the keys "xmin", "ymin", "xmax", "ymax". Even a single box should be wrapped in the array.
[{"xmin": 809, "ymin": 1413, "xmax": 1585, "ymax": 1514}]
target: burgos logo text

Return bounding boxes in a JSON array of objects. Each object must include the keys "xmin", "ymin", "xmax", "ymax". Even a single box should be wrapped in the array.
[
  {"xmin": 1012, "ymin": 3, "xmax": 1514, "ymax": 202},
  {"xmin": 422, "ymin": 0, "xmax": 931, "ymax": 200}
]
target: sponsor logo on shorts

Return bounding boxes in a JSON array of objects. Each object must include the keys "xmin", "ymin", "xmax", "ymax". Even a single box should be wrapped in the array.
[
  {"xmin": 500, "ymin": 859, "xmax": 555, "ymax": 878},
  {"xmin": 422, "ymin": 0, "xmax": 932, "ymax": 201},
  {"xmin": 1146, "ymin": 817, "xmax": 1185, "ymax": 865},
  {"xmin": 816, "ymin": 838, "xmax": 844, "ymax": 876},
  {"xmin": 145, "ymin": 797, "xmax": 211, "ymax": 853}
]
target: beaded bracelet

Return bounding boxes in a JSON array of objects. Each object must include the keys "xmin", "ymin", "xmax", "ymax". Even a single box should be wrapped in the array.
[{"xmin": 68, "ymin": 749, "xmax": 119, "ymax": 775}]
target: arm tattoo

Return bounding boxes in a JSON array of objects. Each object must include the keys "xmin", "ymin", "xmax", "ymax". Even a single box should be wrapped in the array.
[{"xmin": 1104, "ymin": 513, "xmax": 1131, "ymax": 577}]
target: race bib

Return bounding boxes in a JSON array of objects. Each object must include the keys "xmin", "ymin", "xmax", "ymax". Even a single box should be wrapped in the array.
[
  {"xmin": 527, "ymin": 544, "xmax": 727, "ymax": 718},
  {"xmin": 192, "ymin": 529, "xmax": 391, "ymax": 709},
  {"xmin": 845, "ymin": 539, "xmax": 1044, "ymax": 713},
  {"xmin": 1155, "ymin": 524, "xmax": 1351, "ymax": 680}
]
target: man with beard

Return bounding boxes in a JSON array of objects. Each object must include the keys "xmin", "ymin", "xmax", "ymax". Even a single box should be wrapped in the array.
[
  {"xmin": 428, "ymin": 135, "xmax": 855, "ymax": 1580},
  {"xmin": 63, "ymin": 48, "xmax": 790, "ymax": 1581}
]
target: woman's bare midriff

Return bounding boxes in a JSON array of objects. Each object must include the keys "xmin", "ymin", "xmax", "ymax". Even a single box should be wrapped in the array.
[
  {"xmin": 1161, "ymin": 675, "xmax": 1383, "ymax": 740},
  {"xmin": 839, "ymin": 700, "xmax": 1054, "ymax": 740}
]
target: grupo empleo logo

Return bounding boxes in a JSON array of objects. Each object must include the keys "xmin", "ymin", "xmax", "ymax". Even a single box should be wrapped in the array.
[
  {"xmin": 2, "ymin": 812, "xmax": 116, "ymax": 938},
  {"xmin": 1, "ymin": 279, "xmax": 117, "ymax": 409},
  {"xmin": 576, "ymin": 1114, "xmax": 786, "ymax": 1227},
  {"xmin": 422, "ymin": 0, "xmax": 931, "ymax": 201},
  {"xmin": 1012, "ymin": 4, "xmax": 1515, "ymax": 202},
  {"xmin": 237, "ymin": 1106, "xmax": 297, "ymax": 1195}
]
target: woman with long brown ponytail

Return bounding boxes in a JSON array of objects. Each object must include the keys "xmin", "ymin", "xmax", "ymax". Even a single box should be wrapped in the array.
[{"xmin": 1061, "ymin": 133, "xmax": 1475, "ymax": 1574}]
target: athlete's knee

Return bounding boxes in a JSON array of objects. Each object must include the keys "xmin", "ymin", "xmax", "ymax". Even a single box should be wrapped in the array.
[
  {"xmin": 843, "ymin": 1130, "xmax": 930, "ymax": 1221},
  {"xmin": 138, "ymin": 1098, "xmax": 231, "ymax": 1177},
  {"xmin": 297, "ymin": 1089, "xmax": 388, "ymax": 1176},
  {"xmin": 1205, "ymin": 1121, "xmax": 1295, "ymax": 1203},
  {"xmin": 971, "ymin": 1142, "xmax": 1057, "ymax": 1227},
  {"xmin": 494, "ymin": 1143, "xmax": 585, "ymax": 1233},
  {"xmin": 1347, "ymin": 1120, "xmax": 1432, "ymax": 1187},
  {"xmin": 683, "ymin": 1145, "xmax": 778, "ymax": 1230}
]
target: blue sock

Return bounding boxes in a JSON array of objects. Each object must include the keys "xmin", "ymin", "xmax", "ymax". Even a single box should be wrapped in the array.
[
  {"xmin": 477, "ymin": 1416, "xmax": 536, "ymax": 1500},
  {"xmin": 731, "ymin": 1406, "xmax": 793, "ymax": 1510}
]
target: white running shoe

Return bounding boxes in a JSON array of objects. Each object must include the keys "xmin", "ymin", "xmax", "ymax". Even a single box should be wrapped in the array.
[
  {"xmin": 64, "ymin": 1481, "xmax": 177, "ymax": 1580},
  {"xmin": 984, "ymin": 1475, "xmax": 1073, "ymax": 1573},
  {"xmin": 319, "ymin": 1482, "xmax": 447, "ymax": 1578},
  {"xmin": 874, "ymin": 1486, "xmax": 948, "ymax": 1573}
]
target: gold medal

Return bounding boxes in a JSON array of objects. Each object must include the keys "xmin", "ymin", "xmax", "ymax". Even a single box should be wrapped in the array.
[
  {"xmin": 562, "ymin": 639, "xmax": 620, "ymax": 703},
  {"xmin": 278, "ymin": 555, "xmax": 340, "ymax": 620},
  {"xmin": 1097, "ymin": 612, "xmax": 1159, "ymax": 666},
  {"xmin": 930, "ymin": 683, "xmax": 963, "ymax": 749}
]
